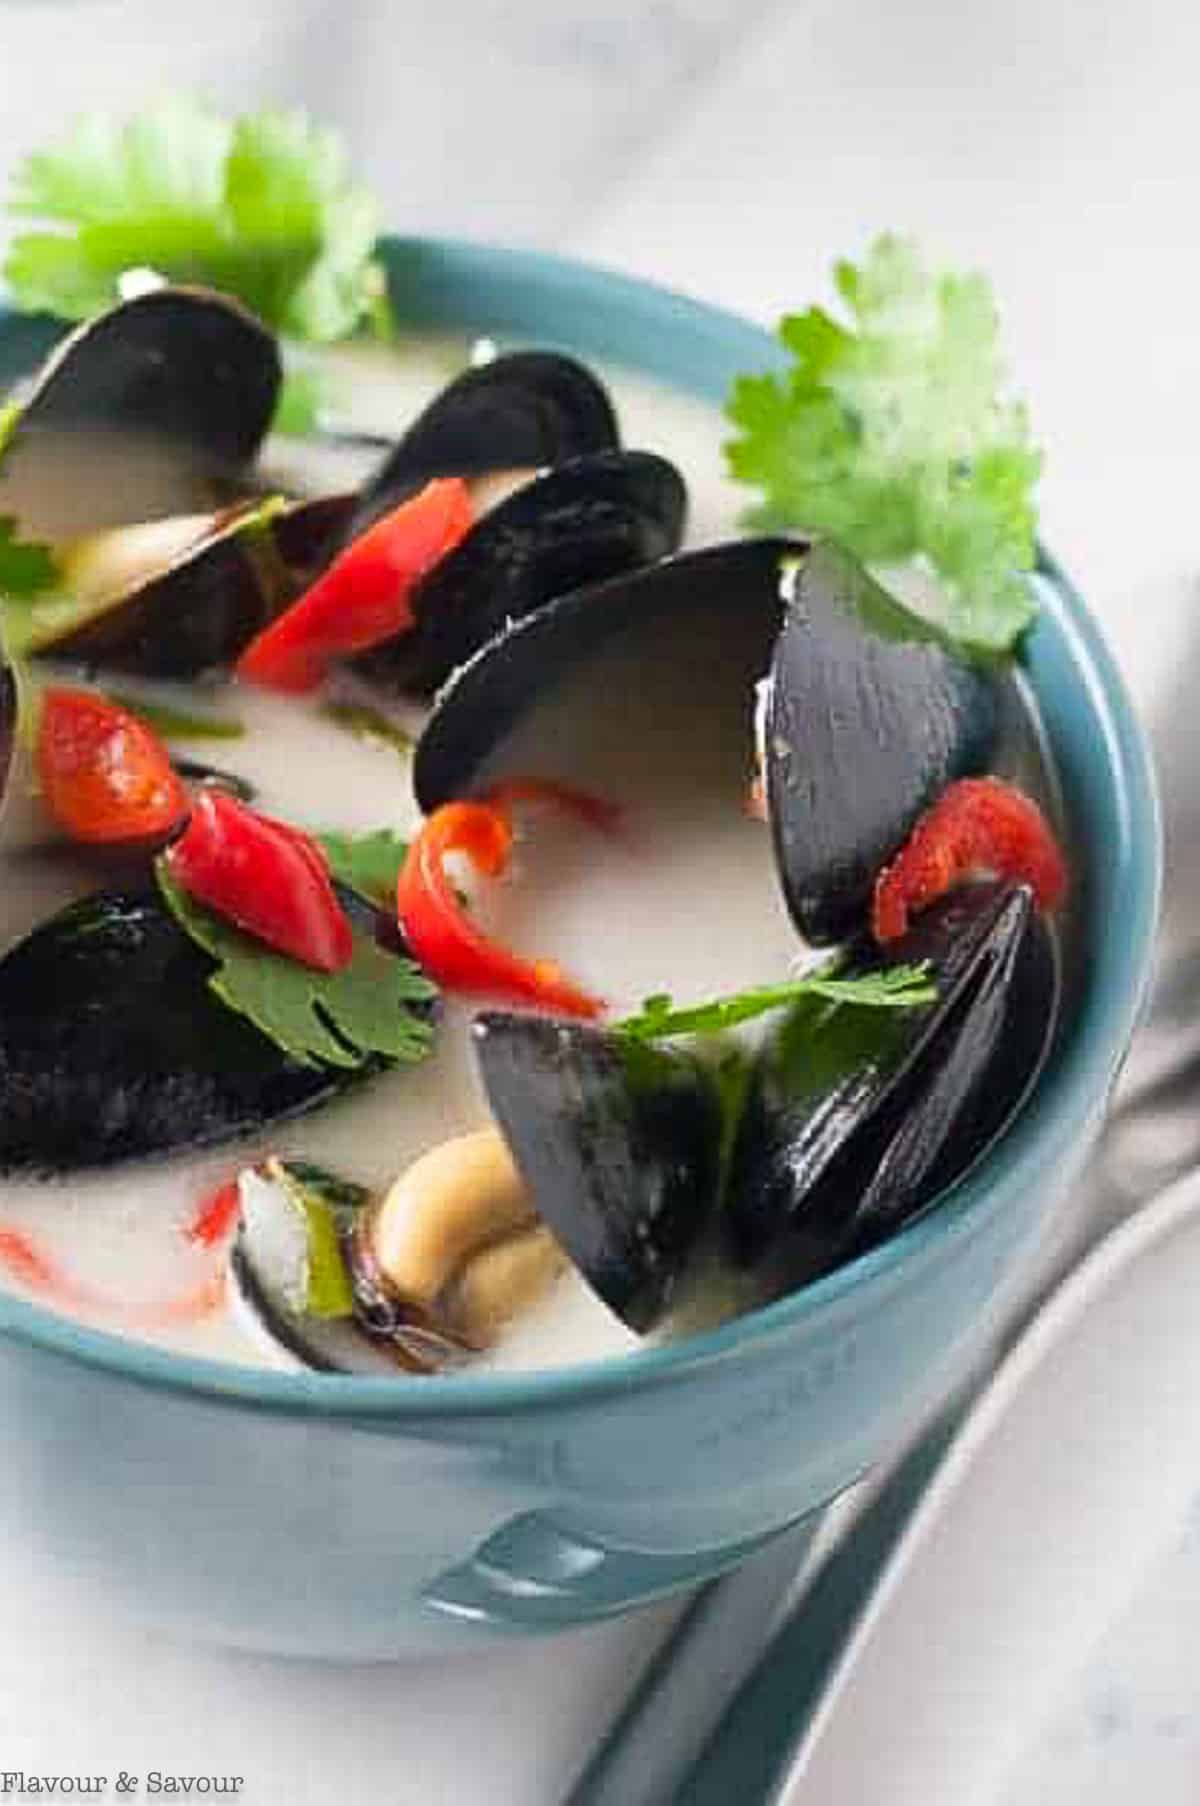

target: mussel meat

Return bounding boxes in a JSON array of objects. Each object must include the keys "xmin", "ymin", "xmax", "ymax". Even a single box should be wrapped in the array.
[
  {"xmin": 473, "ymin": 1011, "xmax": 724, "ymax": 1333},
  {"xmin": 354, "ymin": 449, "xmax": 687, "ymax": 696},
  {"xmin": 230, "ymin": 1160, "xmax": 403, "ymax": 1373},
  {"xmin": 0, "ymin": 289, "xmax": 281, "ymax": 537},
  {"xmin": 24, "ymin": 493, "xmax": 355, "ymax": 678},
  {"xmin": 764, "ymin": 541, "xmax": 998, "ymax": 944},
  {"xmin": 726, "ymin": 879, "xmax": 1059, "ymax": 1286},
  {"xmin": 348, "ymin": 349, "xmax": 619, "ymax": 539},
  {"xmin": 0, "ymin": 890, "xmax": 372, "ymax": 1173}
]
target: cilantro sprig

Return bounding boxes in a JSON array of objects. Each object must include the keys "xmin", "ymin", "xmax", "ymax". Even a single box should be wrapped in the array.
[
  {"xmin": 5, "ymin": 98, "xmax": 385, "ymax": 343},
  {"xmin": 0, "ymin": 517, "xmax": 58, "ymax": 601},
  {"xmin": 618, "ymin": 962, "xmax": 936, "ymax": 1042},
  {"xmin": 725, "ymin": 235, "xmax": 1041, "ymax": 653},
  {"xmin": 156, "ymin": 864, "xmax": 436, "ymax": 1071},
  {"xmin": 317, "ymin": 828, "xmax": 408, "ymax": 910}
]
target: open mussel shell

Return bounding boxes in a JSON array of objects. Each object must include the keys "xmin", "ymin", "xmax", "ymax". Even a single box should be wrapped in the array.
[
  {"xmin": 348, "ymin": 349, "xmax": 619, "ymax": 540},
  {"xmin": 0, "ymin": 890, "xmax": 364, "ymax": 1174},
  {"xmin": 413, "ymin": 536, "xmax": 797, "ymax": 811},
  {"xmin": 231, "ymin": 1164, "xmax": 420, "ymax": 1374},
  {"xmin": 231, "ymin": 1160, "xmax": 473, "ymax": 1374},
  {"xmin": 0, "ymin": 658, "xmax": 15, "ymax": 810},
  {"xmin": 355, "ymin": 449, "xmax": 687, "ymax": 697},
  {"xmin": 0, "ymin": 289, "xmax": 281, "ymax": 537},
  {"xmin": 29, "ymin": 493, "xmax": 355, "ymax": 678},
  {"xmin": 473, "ymin": 1012, "xmax": 723, "ymax": 1333},
  {"xmin": 765, "ymin": 541, "xmax": 999, "ymax": 944},
  {"xmin": 726, "ymin": 880, "xmax": 1059, "ymax": 1287}
]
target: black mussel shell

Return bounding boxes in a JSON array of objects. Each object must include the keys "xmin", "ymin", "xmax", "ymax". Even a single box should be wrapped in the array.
[
  {"xmin": 414, "ymin": 536, "xmax": 799, "ymax": 811},
  {"xmin": 0, "ymin": 657, "xmax": 15, "ymax": 803},
  {"xmin": 0, "ymin": 290, "xmax": 280, "ymax": 537},
  {"xmin": 229, "ymin": 1161, "xmax": 426, "ymax": 1374},
  {"xmin": 349, "ymin": 350, "xmax": 619, "ymax": 540},
  {"xmin": 354, "ymin": 450, "xmax": 687, "ymax": 697},
  {"xmin": 726, "ymin": 880, "xmax": 1059, "ymax": 1287},
  {"xmin": 32, "ymin": 494, "xmax": 355, "ymax": 678},
  {"xmin": 765, "ymin": 541, "xmax": 999, "ymax": 944},
  {"xmin": 15, "ymin": 289, "xmax": 279, "ymax": 471},
  {"xmin": 473, "ymin": 1011, "xmax": 723, "ymax": 1333},
  {"xmin": 0, "ymin": 891, "xmax": 363, "ymax": 1173}
]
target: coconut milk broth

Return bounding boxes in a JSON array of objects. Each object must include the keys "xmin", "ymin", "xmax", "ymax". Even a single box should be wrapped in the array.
[{"xmin": 0, "ymin": 336, "xmax": 1068, "ymax": 1372}]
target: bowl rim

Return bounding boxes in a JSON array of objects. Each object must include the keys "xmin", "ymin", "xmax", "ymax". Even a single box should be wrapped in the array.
[{"xmin": 0, "ymin": 235, "xmax": 1162, "ymax": 1419}]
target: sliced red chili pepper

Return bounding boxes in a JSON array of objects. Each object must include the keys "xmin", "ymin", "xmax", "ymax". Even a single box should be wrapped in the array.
[
  {"xmin": 482, "ymin": 776, "xmax": 623, "ymax": 837},
  {"xmin": 235, "ymin": 477, "xmax": 474, "ymax": 693},
  {"xmin": 184, "ymin": 1178, "xmax": 242, "ymax": 1249},
  {"xmin": 396, "ymin": 796, "xmax": 604, "ymax": 1018},
  {"xmin": 165, "ymin": 790, "xmax": 354, "ymax": 973},
  {"xmin": 0, "ymin": 1223, "xmax": 225, "ymax": 1328},
  {"xmin": 872, "ymin": 776, "xmax": 1068, "ymax": 944},
  {"xmin": 36, "ymin": 686, "xmax": 188, "ymax": 846}
]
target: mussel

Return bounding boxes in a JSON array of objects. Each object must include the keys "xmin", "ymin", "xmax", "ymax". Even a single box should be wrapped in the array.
[
  {"xmin": 413, "ymin": 539, "xmax": 998, "ymax": 961},
  {"xmin": 230, "ymin": 1160, "xmax": 410, "ymax": 1374},
  {"xmin": 0, "ymin": 289, "xmax": 281, "ymax": 538},
  {"xmin": 413, "ymin": 536, "xmax": 797, "ymax": 812},
  {"xmin": 232, "ymin": 1139, "xmax": 563, "ymax": 1375},
  {"xmin": 0, "ymin": 889, "xmax": 377, "ymax": 1173},
  {"xmin": 473, "ymin": 1012, "xmax": 724, "ymax": 1333},
  {"xmin": 348, "ymin": 349, "xmax": 619, "ymax": 540},
  {"xmin": 763, "ymin": 542, "xmax": 998, "ymax": 944},
  {"xmin": 354, "ymin": 449, "xmax": 687, "ymax": 696},
  {"xmin": 725, "ymin": 880, "xmax": 1059, "ymax": 1287},
  {"xmin": 23, "ymin": 493, "xmax": 355, "ymax": 678}
]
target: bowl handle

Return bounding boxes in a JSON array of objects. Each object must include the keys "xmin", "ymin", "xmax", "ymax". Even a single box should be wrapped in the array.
[{"xmin": 420, "ymin": 1508, "xmax": 809, "ymax": 1630}]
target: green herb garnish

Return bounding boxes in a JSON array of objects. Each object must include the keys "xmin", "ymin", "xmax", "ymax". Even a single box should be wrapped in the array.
[
  {"xmin": 317, "ymin": 828, "xmax": 408, "ymax": 910},
  {"xmin": 265, "ymin": 1157, "xmax": 357, "ymax": 1317},
  {"xmin": 725, "ymin": 235, "xmax": 1041, "ymax": 653},
  {"xmin": 320, "ymin": 701, "xmax": 413, "ymax": 758},
  {"xmin": 0, "ymin": 517, "xmax": 58, "ymax": 601},
  {"xmin": 272, "ymin": 362, "xmax": 325, "ymax": 438},
  {"xmin": 618, "ymin": 962, "xmax": 936, "ymax": 1041},
  {"xmin": 156, "ymin": 864, "xmax": 437, "ymax": 1071},
  {"xmin": 0, "ymin": 520, "xmax": 59, "ymax": 736},
  {"xmin": 4, "ymin": 97, "xmax": 386, "ymax": 346},
  {"xmin": 109, "ymin": 693, "xmax": 245, "ymax": 741}
]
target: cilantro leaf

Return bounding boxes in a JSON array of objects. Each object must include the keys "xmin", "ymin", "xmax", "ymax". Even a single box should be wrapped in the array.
[
  {"xmin": 617, "ymin": 962, "xmax": 936, "ymax": 1041},
  {"xmin": 5, "ymin": 97, "xmax": 386, "ymax": 344},
  {"xmin": 108, "ymin": 693, "xmax": 245, "ymax": 740},
  {"xmin": 0, "ymin": 521, "xmax": 60, "ymax": 732},
  {"xmin": 319, "ymin": 701, "xmax": 413, "ymax": 758},
  {"xmin": 156, "ymin": 864, "xmax": 437, "ymax": 1070},
  {"xmin": 725, "ymin": 235, "xmax": 1041, "ymax": 653},
  {"xmin": 0, "ymin": 517, "xmax": 58, "ymax": 599},
  {"xmin": 272, "ymin": 364, "xmax": 325, "ymax": 438},
  {"xmin": 317, "ymin": 829, "xmax": 408, "ymax": 910}
]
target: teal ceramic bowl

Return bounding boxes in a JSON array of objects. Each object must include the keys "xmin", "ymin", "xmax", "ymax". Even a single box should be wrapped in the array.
[{"xmin": 0, "ymin": 240, "xmax": 1160, "ymax": 1658}]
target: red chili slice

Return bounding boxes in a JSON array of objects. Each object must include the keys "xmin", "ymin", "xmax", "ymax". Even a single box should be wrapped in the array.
[
  {"xmin": 482, "ymin": 776, "xmax": 623, "ymax": 837},
  {"xmin": 36, "ymin": 687, "xmax": 188, "ymax": 846},
  {"xmin": 872, "ymin": 776, "xmax": 1068, "ymax": 944},
  {"xmin": 184, "ymin": 1179, "xmax": 242, "ymax": 1249},
  {"xmin": 235, "ymin": 477, "xmax": 474, "ymax": 693},
  {"xmin": 165, "ymin": 790, "xmax": 354, "ymax": 973},
  {"xmin": 0, "ymin": 1224, "xmax": 226, "ymax": 1329},
  {"xmin": 396, "ymin": 792, "xmax": 606, "ymax": 1018}
]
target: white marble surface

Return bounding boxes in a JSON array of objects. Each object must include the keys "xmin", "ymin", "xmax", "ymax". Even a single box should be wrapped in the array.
[
  {"xmin": 1000, "ymin": 1494, "xmax": 1200, "ymax": 1804},
  {"xmin": 0, "ymin": 0, "xmax": 1198, "ymax": 1799}
]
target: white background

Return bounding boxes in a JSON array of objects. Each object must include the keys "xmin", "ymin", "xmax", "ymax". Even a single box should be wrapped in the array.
[{"xmin": 0, "ymin": 2, "xmax": 1198, "ymax": 1799}]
